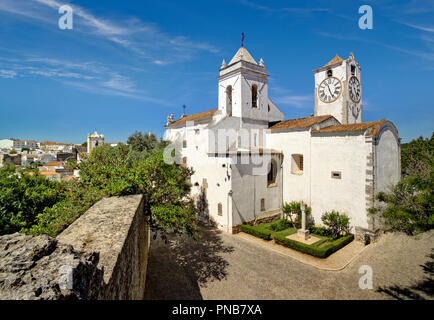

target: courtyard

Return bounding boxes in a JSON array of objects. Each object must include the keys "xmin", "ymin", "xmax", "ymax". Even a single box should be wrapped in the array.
[{"xmin": 144, "ymin": 225, "xmax": 433, "ymax": 300}]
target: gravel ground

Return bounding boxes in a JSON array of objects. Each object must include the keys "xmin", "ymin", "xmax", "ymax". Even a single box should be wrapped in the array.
[{"xmin": 144, "ymin": 226, "xmax": 433, "ymax": 300}]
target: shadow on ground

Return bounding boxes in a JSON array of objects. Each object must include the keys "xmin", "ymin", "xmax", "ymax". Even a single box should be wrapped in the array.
[
  {"xmin": 377, "ymin": 249, "xmax": 434, "ymax": 300},
  {"xmin": 144, "ymin": 224, "xmax": 234, "ymax": 300}
]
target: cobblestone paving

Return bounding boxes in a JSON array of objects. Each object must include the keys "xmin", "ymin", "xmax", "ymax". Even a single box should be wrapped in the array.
[{"xmin": 144, "ymin": 226, "xmax": 433, "ymax": 300}]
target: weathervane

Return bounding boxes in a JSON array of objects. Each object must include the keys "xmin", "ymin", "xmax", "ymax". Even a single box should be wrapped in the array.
[
  {"xmin": 241, "ymin": 32, "xmax": 245, "ymax": 47},
  {"xmin": 182, "ymin": 104, "xmax": 186, "ymax": 116}
]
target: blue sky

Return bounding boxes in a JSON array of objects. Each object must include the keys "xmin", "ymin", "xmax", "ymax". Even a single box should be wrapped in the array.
[{"xmin": 0, "ymin": 0, "xmax": 433, "ymax": 143}]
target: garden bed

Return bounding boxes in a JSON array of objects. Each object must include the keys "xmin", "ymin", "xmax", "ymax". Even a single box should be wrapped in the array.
[{"xmin": 240, "ymin": 220, "xmax": 354, "ymax": 259}]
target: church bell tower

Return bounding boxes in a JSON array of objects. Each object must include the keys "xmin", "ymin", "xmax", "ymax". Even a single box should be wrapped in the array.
[
  {"xmin": 217, "ymin": 46, "xmax": 269, "ymax": 122},
  {"xmin": 313, "ymin": 53, "xmax": 362, "ymax": 124}
]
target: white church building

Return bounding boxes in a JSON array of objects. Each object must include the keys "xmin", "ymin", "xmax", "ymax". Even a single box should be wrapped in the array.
[{"xmin": 164, "ymin": 46, "xmax": 401, "ymax": 239}]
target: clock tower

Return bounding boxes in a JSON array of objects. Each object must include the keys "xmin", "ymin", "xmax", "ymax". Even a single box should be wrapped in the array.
[{"xmin": 313, "ymin": 53, "xmax": 362, "ymax": 124}]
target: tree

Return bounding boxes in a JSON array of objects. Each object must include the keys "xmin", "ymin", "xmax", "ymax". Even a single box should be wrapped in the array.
[
  {"xmin": 321, "ymin": 211, "xmax": 351, "ymax": 239},
  {"xmin": 401, "ymin": 133, "xmax": 433, "ymax": 176},
  {"xmin": 64, "ymin": 159, "xmax": 78, "ymax": 172},
  {"xmin": 127, "ymin": 131, "xmax": 164, "ymax": 155},
  {"xmin": 371, "ymin": 134, "xmax": 434, "ymax": 235},
  {"xmin": 9, "ymin": 149, "xmax": 17, "ymax": 155},
  {"xmin": 0, "ymin": 164, "xmax": 65, "ymax": 235},
  {"xmin": 282, "ymin": 201, "xmax": 312, "ymax": 229},
  {"xmin": 78, "ymin": 143, "xmax": 198, "ymax": 239}
]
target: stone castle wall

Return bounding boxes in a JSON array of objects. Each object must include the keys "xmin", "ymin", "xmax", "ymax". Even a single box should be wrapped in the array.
[{"xmin": 0, "ymin": 195, "xmax": 149, "ymax": 300}]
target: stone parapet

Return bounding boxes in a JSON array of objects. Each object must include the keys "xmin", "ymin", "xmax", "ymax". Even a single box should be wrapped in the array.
[{"xmin": 0, "ymin": 195, "xmax": 149, "ymax": 300}]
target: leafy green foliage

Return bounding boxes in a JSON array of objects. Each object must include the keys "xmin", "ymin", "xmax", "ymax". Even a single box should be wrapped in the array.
[
  {"xmin": 240, "ymin": 224, "xmax": 272, "ymax": 240},
  {"xmin": 1, "ymin": 132, "xmax": 198, "ymax": 240},
  {"xmin": 9, "ymin": 149, "xmax": 17, "ymax": 155},
  {"xmin": 308, "ymin": 225, "xmax": 333, "ymax": 237},
  {"xmin": 64, "ymin": 159, "xmax": 78, "ymax": 172},
  {"xmin": 127, "ymin": 131, "xmax": 167, "ymax": 155},
  {"xmin": 401, "ymin": 133, "xmax": 433, "ymax": 176},
  {"xmin": 282, "ymin": 201, "xmax": 312, "ymax": 228},
  {"xmin": 269, "ymin": 219, "xmax": 292, "ymax": 232},
  {"xmin": 372, "ymin": 134, "xmax": 433, "ymax": 235},
  {"xmin": 78, "ymin": 143, "xmax": 198, "ymax": 238},
  {"xmin": 26, "ymin": 182, "xmax": 105, "ymax": 237},
  {"xmin": 321, "ymin": 211, "xmax": 351, "ymax": 239},
  {"xmin": 0, "ymin": 164, "xmax": 65, "ymax": 234}
]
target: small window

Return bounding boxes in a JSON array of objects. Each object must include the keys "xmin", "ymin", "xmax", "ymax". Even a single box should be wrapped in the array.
[
  {"xmin": 252, "ymin": 84, "xmax": 258, "ymax": 108},
  {"xmin": 226, "ymin": 85, "xmax": 232, "ymax": 116},
  {"xmin": 331, "ymin": 171, "xmax": 342, "ymax": 179},
  {"xmin": 183, "ymin": 157, "xmax": 187, "ymax": 164},
  {"xmin": 195, "ymin": 129, "xmax": 200, "ymax": 135},
  {"xmin": 260, "ymin": 198, "xmax": 265, "ymax": 211},
  {"xmin": 267, "ymin": 159, "xmax": 277, "ymax": 186},
  {"xmin": 194, "ymin": 182, "xmax": 199, "ymax": 187},
  {"xmin": 218, "ymin": 203, "xmax": 223, "ymax": 216},
  {"xmin": 268, "ymin": 104, "xmax": 270, "ymax": 112},
  {"xmin": 254, "ymin": 133, "xmax": 257, "ymax": 147},
  {"xmin": 327, "ymin": 69, "xmax": 333, "ymax": 77},
  {"xmin": 183, "ymin": 140, "xmax": 187, "ymax": 148},
  {"xmin": 291, "ymin": 154, "xmax": 304, "ymax": 174},
  {"xmin": 351, "ymin": 65, "xmax": 356, "ymax": 75}
]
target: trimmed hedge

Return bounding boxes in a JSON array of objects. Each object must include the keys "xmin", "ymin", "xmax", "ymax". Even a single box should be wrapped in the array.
[
  {"xmin": 308, "ymin": 225, "xmax": 333, "ymax": 237},
  {"xmin": 274, "ymin": 233, "xmax": 354, "ymax": 258},
  {"xmin": 240, "ymin": 224, "xmax": 272, "ymax": 240}
]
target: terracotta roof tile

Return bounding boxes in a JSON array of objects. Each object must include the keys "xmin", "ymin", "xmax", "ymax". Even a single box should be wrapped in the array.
[
  {"xmin": 269, "ymin": 115, "xmax": 333, "ymax": 131},
  {"xmin": 312, "ymin": 119, "xmax": 387, "ymax": 136},
  {"xmin": 44, "ymin": 161, "xmax": 64, "ymax": 166},
  {"xmin": 167, "ymin": 108, "xmax": 217, "ymax": 127},
  {"xmin": 39, "ymin": 171, "xmax": 60, "ymax": 176},
  {"xmin": 41, "ymin": 141, "xmax": 72, "ymax": 146},
  {"xmin": 313, "ymin": 54, "xmax": 344, "ymax": 72}
]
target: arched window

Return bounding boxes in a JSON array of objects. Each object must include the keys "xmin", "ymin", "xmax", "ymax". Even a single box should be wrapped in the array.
[
  {"xmin": 226, "ymin": 85, "xmax": 232, "ymax": 116},
  {"xmin": 327, "ymin": 69, "xmax": 333, "ymax": 77},
  {"xmin": 252, "ymin": 84, "xmax": 258, "ymax": 108},
  {"xmin": 267, "ymin": 159, "xmax": 277, "ymax": 186}
]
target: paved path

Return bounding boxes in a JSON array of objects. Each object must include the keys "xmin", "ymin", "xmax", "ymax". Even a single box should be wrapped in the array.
[{"xmin": 144, "ymin": 226, "xmax": 433, "ymax": 300}]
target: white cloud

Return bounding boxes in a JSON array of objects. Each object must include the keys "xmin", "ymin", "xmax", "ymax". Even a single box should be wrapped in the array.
[
  {"xmin": 102, "ymin": 74, "xmax": 135, "ymax": 92},
  {"xmin": 0, "ymin": 0, "xmax": 218, "ymax": 64},
  {"xmin": 399, "ymin": 22, "xmax": 434, "ymax": 33},
  {"xmin": 0, "ymin": 69, "xmax": 17, "ymax": 78}
]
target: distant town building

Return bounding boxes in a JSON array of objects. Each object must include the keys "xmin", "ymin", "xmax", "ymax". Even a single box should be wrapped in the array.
[
  {"xmin": 40, "ymin": 141, "xmax": 73, "ymax": 152},
  {"xmin": 0, "ymin": 139, "xmax": 38, "ymax": 150}
]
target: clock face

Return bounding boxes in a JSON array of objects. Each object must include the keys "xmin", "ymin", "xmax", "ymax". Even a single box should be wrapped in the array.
[
  {"xmin": 348, "ymin": 76, "xmax": 361, "ymax": 102},
  {"xmin": 318, "ymin": 77, "xmax": 342, "ymax": 103}
]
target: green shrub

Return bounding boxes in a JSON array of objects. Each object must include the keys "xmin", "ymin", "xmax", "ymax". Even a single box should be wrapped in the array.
[
  {"xmin": 308, "ymin": 225, "xmax": 333, "ymax": 237},
  {"xmin": 0, "ymin": 165, "xmax": 65, "ymax": 235},
  {"xmin": 274, "ymin": 233, "xmax": 354, "ymax": 258},
  {"xmin": 269, "ymin": 219, "xmax": 292, "ymax": 232},
  {"xmin": 371, "ymin": 152, "xmax": 433, "ymax": 235},
  {"xmin": 321, "ymin": 211, "xmax": 351, "ymax": 239},
  {"xmin": 241, "ymin": 224, "xmax": 272, "ymax": 240}
]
